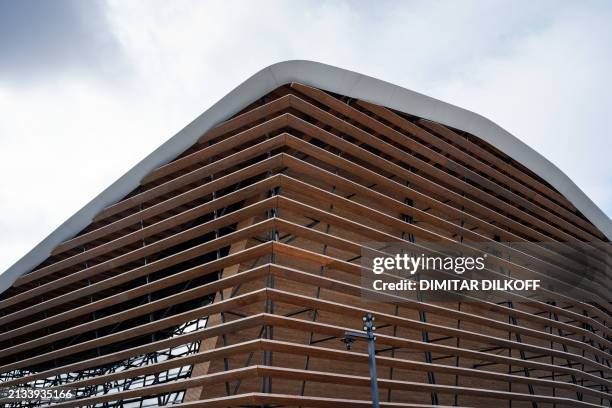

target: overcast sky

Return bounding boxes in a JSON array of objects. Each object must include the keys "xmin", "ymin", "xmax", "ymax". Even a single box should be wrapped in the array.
[{"xmin": 1, "ymin": 0, "xmax": 611, "ymax": 273}]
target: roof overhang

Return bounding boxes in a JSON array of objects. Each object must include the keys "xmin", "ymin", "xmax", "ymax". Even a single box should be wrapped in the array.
[{"xmin": 2, "ymin": 60, "xmax": 610, "ymax": 294}]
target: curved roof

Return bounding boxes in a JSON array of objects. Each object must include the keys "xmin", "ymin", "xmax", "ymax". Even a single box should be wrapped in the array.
[{"xmin": 2, "ymin": 60, "xmax": 610, "ymax": 294}]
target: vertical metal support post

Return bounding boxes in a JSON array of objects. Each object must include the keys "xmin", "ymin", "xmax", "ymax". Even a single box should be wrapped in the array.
[
  {"xmin": 344, "ymin": 314, "xmax": 379, "ymax": 408},
  {"xmin": 365, "ymin": 322, "xmax": 380, "ymax": 408}
]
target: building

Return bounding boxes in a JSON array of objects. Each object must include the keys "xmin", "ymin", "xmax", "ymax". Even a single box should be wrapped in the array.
[{"xmin": 0, "ymin": 61, "xmax": 610, "ymax": 407}]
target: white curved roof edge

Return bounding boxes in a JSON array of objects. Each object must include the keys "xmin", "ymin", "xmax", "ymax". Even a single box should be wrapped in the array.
[{"xmin": 1, "ymin": 60, "xmax": 610, "ymax": 294}]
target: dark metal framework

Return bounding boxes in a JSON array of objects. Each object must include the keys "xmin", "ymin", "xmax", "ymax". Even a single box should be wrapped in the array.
[{"xmin": 1, "ymin": 317, "xmax": 207, "ymax": 408}]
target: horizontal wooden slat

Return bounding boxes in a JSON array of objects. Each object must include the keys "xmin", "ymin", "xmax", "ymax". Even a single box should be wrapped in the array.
[{"xmin": 292, "ymin": 82, "xmax": 603, "ymax": 242}]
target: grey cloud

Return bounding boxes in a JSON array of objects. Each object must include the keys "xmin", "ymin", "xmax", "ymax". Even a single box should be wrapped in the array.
[{"xmin": 0, "ymin": 0, "xmax": 124, "ymax": 81}]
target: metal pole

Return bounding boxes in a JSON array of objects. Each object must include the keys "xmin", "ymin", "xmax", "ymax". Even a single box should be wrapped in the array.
[
  {"xmin": 364, "ymin": 314, "xmax": 380, "ymax": 408},
  {"xmin": 342, "ymin": 313, "xmax": 380, "ymax": 408},
  {"xmin": 366, "ymin": 329, "xmax": 380, "ymax": 407}
]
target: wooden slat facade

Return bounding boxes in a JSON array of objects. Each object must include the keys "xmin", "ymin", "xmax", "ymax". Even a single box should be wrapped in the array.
[{"xmin": 0, "ymin": 83, "xmax": 609, "ymax": 408}]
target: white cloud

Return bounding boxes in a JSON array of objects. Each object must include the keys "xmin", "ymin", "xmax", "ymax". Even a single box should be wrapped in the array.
[
  {"xmin": 1, "ymin": 0, "xmax": 611, "ymax": 273},
  {"xmin": 426, "ymin": 3, "xmax": 612, "ymax": 211}
]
